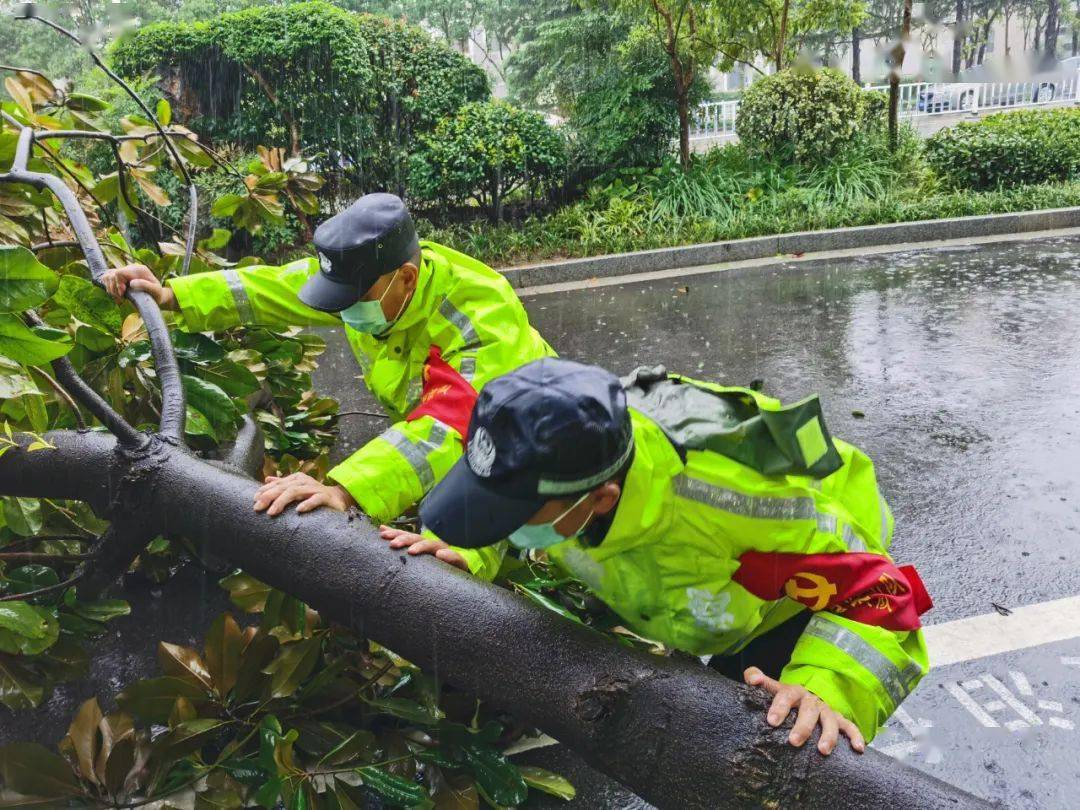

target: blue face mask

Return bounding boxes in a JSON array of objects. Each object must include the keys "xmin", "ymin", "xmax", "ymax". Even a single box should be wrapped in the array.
[
  {"xmin": 340, "ymin": 270, "xmax": 406, "ymax": 335},
  {"xmin": 509, "ymin": 493, "xmax": 593, "ymax": 550}
]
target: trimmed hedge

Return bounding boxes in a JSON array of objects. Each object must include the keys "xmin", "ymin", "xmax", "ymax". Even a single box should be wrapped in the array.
[
  {"xmin": 110, "ymin": 2, "xmax": 489, "ymax": 192},
  {"xmin": 925, "ymin": 107, "xmax": 1080, "ymax": 190},
  {"xmin": 736, "ymin": 68, "xmax": 878, "ymax": 164},
  {"xmin": 409, "ymin": 100, "xmax": 566, "ymax": 222}
]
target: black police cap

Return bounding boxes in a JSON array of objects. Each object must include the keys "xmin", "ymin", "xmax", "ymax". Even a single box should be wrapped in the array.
[
  {"xmin": 419, "ymin": 358, "xmax": 635, "ymax": 548},
  {"xmin": 299, "ymin": 193, "xmax": 420, "ymax": 313}
]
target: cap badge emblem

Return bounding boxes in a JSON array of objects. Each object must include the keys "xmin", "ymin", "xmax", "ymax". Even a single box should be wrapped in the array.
[
  {"xmin": 468, "ymin": 426, "xmax": 496, "ymax": 478},
  {"xmin": 318, "ymin": 251, "xmax": 333, "ymax": 274}
]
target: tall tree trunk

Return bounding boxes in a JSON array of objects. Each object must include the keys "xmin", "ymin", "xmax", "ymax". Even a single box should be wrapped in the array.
[
  {"xmin": 952, "ymin": 0, "xmax": 965, "ymax": 75},
  {"xmin": 852, "ymin": 27, "xmax": 862, "ymax": 84},
  {"xmin": 776, "ymin": 0, "xmax": 792, "ymax": 69},
  {"xmin": 0, "ymin": 430, "xmax": 988, "ymax": 810},
  {"xmin": 1046, "ymin": 0, "xmax": 1061, "ymax": 57},
  {"xmin": 890, "ymin": 0, "xmax": 914, "ymax": 151},
  {"xmin": 677, "ymin": 89, "xmax": 691, "ymax": 167},
  {"xmin": 1072, "ymin": 28, "xmax": 1078, "ymax": 56}
]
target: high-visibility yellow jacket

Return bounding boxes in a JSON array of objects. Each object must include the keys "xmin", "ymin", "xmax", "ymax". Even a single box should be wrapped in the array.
[
  {"xmin": 547, "ymin": 385, "xmax": 928, "ymax": 741},
  {"xmin": 167, "ymin": 240, "xmax": 555, "ymax": 579}
]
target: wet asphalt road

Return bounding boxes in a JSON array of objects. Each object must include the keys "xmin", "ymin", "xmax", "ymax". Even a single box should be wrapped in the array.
[{"xmin": 5, "ymin": 235, "xmax": 1080, "ymax": 807}]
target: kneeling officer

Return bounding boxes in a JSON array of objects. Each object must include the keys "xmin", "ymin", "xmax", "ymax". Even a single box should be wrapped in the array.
[
  {"xmin": 104, "ymin": 194, "xmax": 554, "ymax": 579},
  {"xmin": 395, "ymin": 358, "xmax": 931, "ymax": 753}
]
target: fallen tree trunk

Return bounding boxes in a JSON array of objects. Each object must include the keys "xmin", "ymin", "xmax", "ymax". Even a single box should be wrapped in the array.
[{"xmin": 0, "ymin": 431, "xmax": 985, "ymax": 809}]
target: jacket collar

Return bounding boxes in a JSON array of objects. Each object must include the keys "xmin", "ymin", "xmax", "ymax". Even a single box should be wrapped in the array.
[
  {"xmin": 373, "ymin": 248, "xmax": 445, "ymax": 340},
  {"xmin": 583, "ymin": 410, "xmax": 684, "ymax": 559}
]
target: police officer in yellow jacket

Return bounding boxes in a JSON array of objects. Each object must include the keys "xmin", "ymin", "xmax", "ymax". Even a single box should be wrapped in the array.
[
  {"xmin": 388, "ymin": 358, "xmax": 931, "ymax": 754},
  {"xmin": 103, "ymin": 194, "xmax": 554, "ymax": 579}
]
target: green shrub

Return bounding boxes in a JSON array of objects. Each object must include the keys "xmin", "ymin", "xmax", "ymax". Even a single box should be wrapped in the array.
[
  {"xmin": 508, "ymin": 15, "xmax": 704, "ymax": 178},
  {"xmin": 925, "ymin": 108, "xmax": 1080, "ymax": 190},
  {"xmin": 736, "ymin": 68, "xmax": 876, "ymax": 164},
  {"xmin": 409, "ymin": 100, "xmax": 566, "ymax": 222},
  {"xmin": 109, "ymin": 2, "xmax": 489, "ymax": 193}
]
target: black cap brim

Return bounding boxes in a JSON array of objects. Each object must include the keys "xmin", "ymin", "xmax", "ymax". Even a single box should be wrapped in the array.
[
  {"xmin": 298, "ymin": 272, "xmax": 360, "ymax": 313},
  {"xmin": 419, "ymin": 458, "xmax": 545, "ymax": 548}
]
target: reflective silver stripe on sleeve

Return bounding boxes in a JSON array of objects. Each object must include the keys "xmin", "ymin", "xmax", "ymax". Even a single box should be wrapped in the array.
[
  {"xmin": 459, "ymin": 355, "xmax": 477, "ymax": 381},
  {"xmin": 673, "ymin": 475, "xmax": 818, "ymax": 521},
  {"xmin": 379, "ymin": 428, "xmax": 435, "ymax": 490},
  {"xmin": 802, "ymin": 613, "xmax": 923, "ymax": 708},
  {"xmin": 222, "ymin": 269, "xmax": 254, "ymax": 323},
  {"xmin": 816, "ymin": 511, "xmax": 837, "ymax": 536},
  {"xmin": 842, "ymin": 523, "xmax": 867, "ymax": 552},
  {"xmin": 438, "ymin": 298, "xmax": 480, "ymax": 348}
]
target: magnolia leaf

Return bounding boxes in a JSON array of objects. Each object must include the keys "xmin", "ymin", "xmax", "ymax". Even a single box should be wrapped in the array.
[
  {"xmin": 357, "ymin": 767, "xmax": 432, "ymax": 809},
  {"xmin": 182, "ymin": 374, "xmax": 238, "ymax": 440},
  {"xmin": 0, "ymin": 655, "xmax": 44, "ymax": 710},
  {"xmin": 0, "ymin": 314, "xmax": 72, "ymax": 365},
  {"xmin": 65, "ymin": 93, "xmax": 109, "ymax": 113},
  {"xmin": 156, "ymin": 98, "xmax": 172, "ymax": 126},
  {"xmin": 210, "ymin": 194, "xmax": 246, "ymax": 218},
  {"xmin": 184, "ymin": 405, "xmax": 216, "ymax": 441},
  {"xmin": 0, "ymin": 602, "xmax": 59, "ymax": 656},
  {"xmin": 4, "ymin": 77, "xmax": 35, "ymax": 115},
  {"xmin": 262, "ymin": 637, "xmax": 320, "ymax": 699},
  {"xmin": 117, "ymin": 676, "xmax": 210, "ymax": 725},
  {"xmin": 361, "ymin": 695, "xmax": 444, "ymax": 726},
  {"xmin": 0, "ymin": 742, "xmax": 81, "ymax": 799},
  {"xmin": 219, "ymin": 572, "xmax": 272, "ymax": 613},
  {"xmin": 519, "ymin": 766, "xmax": 576, "ymax": 801},
  {"xmin": 204, "ymin": 613, "xmax": 244, "ymax": 698},
  {"xmin": 53, "ymin": 275, "xmax": 122, "ymax": 335},
  {"xmin": 72, "ymin": 599, "xmax": 131, "ymax": 624},
  {"xmin": 0, "ymin": 245, "xmax": 58, "ymax": 312},
  {"xmin": 102, "ymin": 732, "xmax": 135, "ymax": 800},
  {"xmin": 2, "ymin": 496, "xmax": 42, "ymax": 536},
  {"xmin": 65, "ymin": 697, "xmax": 104, "ymax": 785},
  {"xmin": 92, "ymin": 172, "xmax": 120, "ymax": 204},
  {"xmin": 158, "ymin": 641, "xmax": 214, "ymax": 691},
  {"xmin": 463, "ymin": 746, "xmax": 528, "ymax": 807}
]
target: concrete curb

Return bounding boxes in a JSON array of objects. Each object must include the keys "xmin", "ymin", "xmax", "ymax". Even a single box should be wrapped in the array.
[{"xmin": 497, "ymin": 206, "xmax": 1080, "ymax": 289}]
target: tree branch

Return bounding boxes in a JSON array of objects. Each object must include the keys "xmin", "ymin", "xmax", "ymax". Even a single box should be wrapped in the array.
[
  {"xmin": 0, "ymin": 572, "xmax": 83, "ymax": 602},
  {"xmin": 27, "ymin": 363, "xmax": 86, "ymax": 431}
]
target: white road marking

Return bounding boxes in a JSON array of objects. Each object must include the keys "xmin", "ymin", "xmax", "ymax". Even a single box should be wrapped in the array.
[
  {"xmin": 944, "ymin": 682, "xmax": 1000, "ymax": 727},
  {"xmin": 983, "ymin": 674, "xmax": 1043, "ymax": 726},
  {"xmin": 924, "ymin": 595, "xmax": 1080, "ymax": 668},
  {"xmin": 1009, "ymin": 671, "xmax": 1034, "ymax": 696}
]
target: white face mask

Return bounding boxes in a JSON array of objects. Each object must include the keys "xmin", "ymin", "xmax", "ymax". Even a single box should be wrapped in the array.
[{"xmin": 508, "ymin": 493, "xmax": 594, "ymax": 550}]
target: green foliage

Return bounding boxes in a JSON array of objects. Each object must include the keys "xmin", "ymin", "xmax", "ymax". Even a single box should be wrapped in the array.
[
  {"xmin": 0, "ymin": 594, "xmax": 575, "ymax": 808},
  {"xmin": 736, "ymin": 67, "xmax": 878, "ymax": 164},
  {"xmin": 410, "ymin": 100, "xmax": 566, "ymax": 221},
  {"xmin": 925, "ymin": 108, "xmax": 1080, "ymax": 191},
  {"xmin": 0, "ymin": 65, "xmax": 341, "ymax": 712},
  {"xmin": 420, "ymin": 141, "xmax": 1080, "ymax": 267},
  {"xmin": 509, "ymin": 13, "xmax": 698, "ymax": 176},
  {"xmin": 110, "ymin": 2, "xmax": 490, "ymax": 193}
]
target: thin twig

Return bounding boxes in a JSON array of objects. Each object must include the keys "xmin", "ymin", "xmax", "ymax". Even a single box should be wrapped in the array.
[
  {"xmin": 27, "ymin": 363, "xmax": 87, "ymax": 430},
  {"xmin": 336, "ymin": 410, "xmax": 389, "ymax": 419},
  {"xmin": 30, "ymin": 239, "xmax": 79, "ymax": 252},
  {"xmin": 0, "ymin": 552, "xmax": 92, "ymax": 563},
  {"xmin": 0, "ymin": 572, "xmax": 83, "ymax": 602},
  {"xmin": 0, "ymin": 64, "xmax": 52, "ymax": 81},
  {"xmin": 18, "ymin": 11, "xmax": 192, "ymax": 186}
]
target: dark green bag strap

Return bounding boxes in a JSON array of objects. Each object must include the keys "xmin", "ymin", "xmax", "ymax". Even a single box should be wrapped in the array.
[{"xmin": 622, "ymin": 366, "xmax": 843, "ymax": 479}]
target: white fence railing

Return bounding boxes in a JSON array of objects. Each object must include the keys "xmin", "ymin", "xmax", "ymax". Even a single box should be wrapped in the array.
[{"xmin": 691, "ymin": 72, "xmax": 1080, "ymax": 142}]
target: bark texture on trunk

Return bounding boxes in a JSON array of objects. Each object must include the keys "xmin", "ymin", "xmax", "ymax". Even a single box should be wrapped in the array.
[
  {"xmin": 852, "ymin": 28, "xmax": 862, "ymax": 85},
  {"xmin": 0, "ymin": 431, "xmax": 986, "ymax": 810}
]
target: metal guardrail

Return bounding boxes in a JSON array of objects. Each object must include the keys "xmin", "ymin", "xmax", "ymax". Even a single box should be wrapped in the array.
[{"xmin": 691, "ymin": 71, "xmax": 1080, "ymax": 142}]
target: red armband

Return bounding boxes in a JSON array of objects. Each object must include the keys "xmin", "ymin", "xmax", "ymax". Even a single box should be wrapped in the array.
[
  {"xmin": 406, "ymin": 346, "xmax": 478, "ymax": 437},
  {"xmin": 732, "ymin": 550, "xmax": 932, "ymax": 631}
]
